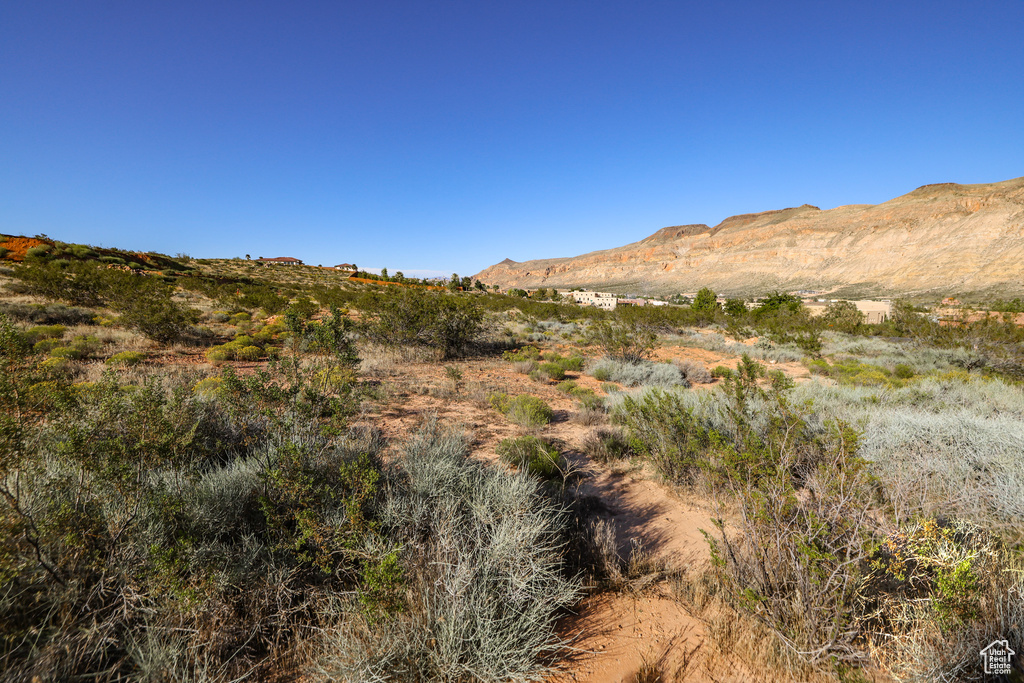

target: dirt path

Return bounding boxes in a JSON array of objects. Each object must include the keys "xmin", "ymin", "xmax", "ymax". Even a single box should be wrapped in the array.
[{"xmin": 358, "ymin": 349, "xmax": 757, "ymax": 682}]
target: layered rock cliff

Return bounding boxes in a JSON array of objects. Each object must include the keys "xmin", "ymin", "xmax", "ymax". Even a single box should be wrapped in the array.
[{"xmin": 473, "ymin": 177, "xmax": 1024, "ymax": 297}]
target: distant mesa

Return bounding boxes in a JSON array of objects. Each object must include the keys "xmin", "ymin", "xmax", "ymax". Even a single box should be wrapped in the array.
[{"xmin": 472, "ymin": 176, "xmax": 1024, "ymax": 297}]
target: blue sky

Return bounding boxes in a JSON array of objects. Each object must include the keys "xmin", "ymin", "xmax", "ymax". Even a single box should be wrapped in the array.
[{"xmin": 2, "ymin": 1, "xmax": 1022, "ymax": 277}]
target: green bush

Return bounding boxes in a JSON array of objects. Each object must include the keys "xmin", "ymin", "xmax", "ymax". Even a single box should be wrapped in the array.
[
  {"xmin": 25, "ymin": 324, "xmax": 66, "ymax": 343},
  {"xmin": 206, "ymin": 346, "xmax": 233, "ymax": 363},
  {"xmin": 105, "ymin": 351, "xmax": 145, "ymax": 366},
  {"xmin": 538, "ymin": 362, "xmax": 567, "ymax": 381},
  {"xmin": 502, "ymin": 346, "xmax": 541, "ymax": 363},
  {"xmin": 236, "ymin": 345, "xmax": 264, "ymax": 361},
  {"xmin": 893, "ymin": 363, "xmax": 915, "ymax": 379},
  {"xmin": 32, "ymin": 339, "xmax": 62, "ymax": 354},
  {"xmin": 117, "ymin": 291, "xmax": 198, "ymax": 343},
  {"xmin": 489, "ymin": 392, "xmax": 553, "ymax": 428},
  {"xmin": 25, "ymin": 245, "xmax": 52, "ymax": 260},
  {"xmin": 191, "ymin": 376, "xmax": 223, "ymax": 397},
  {"xmin": 49, "ymin": 335, "xmax": 101, "ymax": 361},
  {"xmin": 0, "ymin": 247, "xmax": 9, "ymax": 259},
  {"xmin": 556, "ymin": 380, "xmax": 579, "ymax": 394},
  {"xmin": 710, "ymin": 365, "xmax": 732, "ymax": 378},
  {"xmin": 496, "ymin": 435, "xmax": 564, "ymax": 480},
  {"xmin": 365, "ymin": 290, "xmax": 484, "ymax": 359}
]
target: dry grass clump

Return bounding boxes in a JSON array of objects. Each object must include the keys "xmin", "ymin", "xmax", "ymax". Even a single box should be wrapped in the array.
[
  {"xmin": 317, "ymin": 420, "xmax": 581, "ymax": 682},
  {"xmin": 674, "ymin": 359, "xmax": 712, "ymax": 384},
  {"xmin": 588, "ymin": 358, "xmax": 687, "ymax": 388},
  {"xmin": 581, "ymin": 426, "xmax": 632, "ymax": 463}
]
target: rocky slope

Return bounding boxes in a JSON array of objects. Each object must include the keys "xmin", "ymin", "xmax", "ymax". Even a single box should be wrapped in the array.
[{"xmin": 473, "ymin": 177, "xmax": 1024, "ymax": 298}]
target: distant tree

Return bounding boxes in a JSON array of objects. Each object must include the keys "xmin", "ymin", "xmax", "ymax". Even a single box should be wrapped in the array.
[
  {"xmin": 692, "ymin": 287, "xmax": 720, "ymax": 324},
  {"xmin": 534, "ymin": 288, "xmax": 549, "ymax": 300},
  {"xmin": 474, "ymin": 280, "xmax": 485, "ymax": 291},
  {"xmin": 380, "ymin": 267, "xmax": 388, "ymax": 281},
  {"xmin": 394, "ymin": 271, "xmax": 404, "ymax": 283},
  {"xmin": 724, "ymin": 298, "xmax": 747, "ymax": 317},
  {"xmin": 508, "ymin": 288, "xmax": 528, "ymax": 298},
  {"xmin": 245, "ymin": 254, "xmax": 251, "ymax": 260},
  {"xmin": 822, "ymin": 300, "xmax": 864, "ymax": 333},
  {"xmin": 448, "ymin": 273, "xmax": 461, "ymax": 292},
  {"xmin": 754, "ymin": 291, "xmax": 803, "ymax": 316},
  {"xmin": 460, "ymin": 275, "xmax": 472, "ymax": 291}
]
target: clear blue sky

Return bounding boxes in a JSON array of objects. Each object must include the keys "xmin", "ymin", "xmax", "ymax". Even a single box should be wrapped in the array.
[{"xmin": 2, "ymin": 1, "xmax": 1022, "ymax": 277}]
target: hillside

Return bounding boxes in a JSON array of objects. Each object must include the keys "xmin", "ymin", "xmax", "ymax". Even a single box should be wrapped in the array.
[{"xmin": 473, "ymin": 177, "xmax": 1024, "ymax": 298}]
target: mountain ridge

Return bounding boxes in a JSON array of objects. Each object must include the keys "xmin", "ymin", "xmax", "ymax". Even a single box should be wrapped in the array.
[{"xmin": 473, "ymin": 177, "xmax": 1024, "ymax": 298}]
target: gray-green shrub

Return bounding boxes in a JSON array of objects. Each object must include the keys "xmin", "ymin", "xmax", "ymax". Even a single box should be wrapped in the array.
[
  {"xmin": 321, "ymin": 421, "xmax": 581, "ymax": 682},
  {"xmin": 587, "ymin": 358, "xmax": 686, "ymax": 388}
]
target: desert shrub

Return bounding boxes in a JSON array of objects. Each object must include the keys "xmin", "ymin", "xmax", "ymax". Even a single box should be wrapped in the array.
[
  {"xmin": 32, "ymin": 338, "xmax": 62, "ymax": 354},
  {"xmin": 822, "ymin": 300, "xmax": 865, "ymax": 333},
  {"xmin": 322, "ymin": 421, "xmax": 580, "ymax": 682},
  {"xmin": 49, "ymin": 335, "xmax": 101, "ymax": 360},
  {"xmin": 858, "ymin": 408, "xmax": 1024, "ymax": 532},
  {"xmin": 587, "ymin": 319, "xmax": 658, "ymax": 364},
  {"xmin": 192, "ymin": 377, "xmax": 224, "ymax": 397},
  {"xmin": 364, "ymin": 290, "xmax": 484, "ymax": 359},
  {"xmin": 25, "ymin": 245, "xmax": 51, "ymax": 259},
  {"xmin": 572, "ymin": 402, "xmax": 608, "ymax": 426},
  {"xmin": 0, "ymin": 302, "xmax": 95, "ymax": 326},
  {"xmin": 24, "ymin": 324, "xmax": 66, "ymax": 345},
  {"xmin": 893, "ymin": 362, "xmax": 915, "ymax": 379},
  {"xmin": 68, "ymin": 244, "xmax": 97, "ymax": 259},
  {"xmin": 0, "ymin": 348, "xmax": 404, "ymax": 680},
  {"xmin": 117, "ymin": 290, "xmax": 198, "ymax": 343},
  {"xmin": 10, "ymin": 260, "xmax": 111, "ymax": 306},
  {"xmin": 710, "ymin": 365, "xmax": 732, "ymax": 378},
  {"xmin": 206, "ymin": 346, "xmax": 233, "ymax": 363},
  {"xmin": 556, "ymin": 380, "xmax": 579, "ymax": 394},
  {"xmin": 236, "ymin": 345, "xmax": 264, "ymax": 361},
  {"xmin": 0, "ymin": 247, "xmax": 9, "ymax": 259},
  {"xmin": 502, "ymin": 346, "xmax": 541, "ymax": 362},
  {"xmin": 489, "ymin": 392, "xmax": 553, "ymax": 428},
  {"xmin": 496, "ymin": 435, "xmax": 565, "ymax": 481},
  {"xmin": 512, "ymin": 360, "xmax": 537, "ymax": 374},
  {"xmin": 674, "ymin": 359, "xmax": 712, "ymax": 384},
  {"xmin": 541, "ymin": 352, "xmax": 585, "ymax": 373},
  {"xmin": 538, "ymin": 362, "xmax": 566, "ymax": 381},
  {"xmin": 581, "ymin": 427, "xmax": 632, "ymax": 463},
  {"xmin": 306, "ymin": 306, "xmax": 359, "ymax": 368},
  {"xmin": 587, "ymin": 358, "xmax": 686, "ymax": 388},
  {"xmin": 106, "ymin": 351, "xmax": 145, "ymax": 366}
]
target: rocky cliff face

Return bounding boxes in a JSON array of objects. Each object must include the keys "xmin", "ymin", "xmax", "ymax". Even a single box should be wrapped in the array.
[{"xmin": 473, "ymin": 177, "xmax": 1024, "ymax": 298}]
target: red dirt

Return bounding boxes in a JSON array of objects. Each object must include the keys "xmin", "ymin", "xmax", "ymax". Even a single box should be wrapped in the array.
[{"xmin": 0, "ymin": 235, "xmax": 50, "ymax": 262}]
